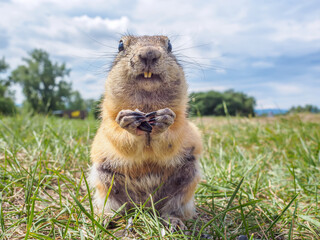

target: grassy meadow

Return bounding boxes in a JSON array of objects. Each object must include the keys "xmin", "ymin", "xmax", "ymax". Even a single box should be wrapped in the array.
[{"xmin": 0, "ymin": 113, "xmax": 319, "ymax": 239}]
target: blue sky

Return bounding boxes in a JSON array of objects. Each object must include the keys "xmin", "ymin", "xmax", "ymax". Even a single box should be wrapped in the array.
[{"xmin": 0, "ymin": 0, "xmax": 319, "ymax": 109}]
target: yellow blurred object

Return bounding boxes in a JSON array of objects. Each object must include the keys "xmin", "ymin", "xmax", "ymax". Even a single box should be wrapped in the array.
[{"xmin": 71, "ymin": 111, "xmax": 80, "ymax": 118}]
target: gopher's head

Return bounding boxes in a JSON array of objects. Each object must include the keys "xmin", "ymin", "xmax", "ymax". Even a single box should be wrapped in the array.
[{"xmin": 109, "ymin": 35, "xmax": 185, "ymax": 92}]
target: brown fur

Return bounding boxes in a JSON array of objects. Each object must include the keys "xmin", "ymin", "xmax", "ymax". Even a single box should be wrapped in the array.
[{"xmin": 89, "ymin": 35, "xmax": 202, "ymax": 225}]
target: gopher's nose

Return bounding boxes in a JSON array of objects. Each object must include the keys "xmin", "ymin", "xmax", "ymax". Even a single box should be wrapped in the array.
[{"xmin": 138, "ymin": 47, "xmax": 161, "ymax": 68}]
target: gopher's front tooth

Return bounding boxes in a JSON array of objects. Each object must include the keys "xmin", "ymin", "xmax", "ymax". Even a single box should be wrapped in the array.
[
  {"xmin": 148, "ymin": 72, "xmax": 152, "ymax": 78},
  {"xmin": 144, "ymin": 72, "xmax": 148, "ymax": 78}
]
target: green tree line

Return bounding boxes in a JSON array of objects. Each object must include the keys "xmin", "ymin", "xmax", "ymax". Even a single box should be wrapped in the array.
[
  {"xmin": 287, "ymin": 104, "xmax": 320, "ymax": 114},
  {"xmin": 1, "ymin": 49, "xmax": 259, "ymax": 118},
  {"xmin": 0, "ymin": 49, "xmax": 94, "ymax": 115},
  {"xmin": 6, "ymin": 49, "xmax": 318, "ymax": 118},
  {"xmin": 0, "ymin": 57, "xmax": 16, "ymax": 115},
  {"xmin": 189, "ymin": 90, "xmax": 256, "ymax": 117}
]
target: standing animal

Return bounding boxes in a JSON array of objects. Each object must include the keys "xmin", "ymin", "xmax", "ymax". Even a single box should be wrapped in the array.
[{"xmin": 89, "ymin": 35, "xmax": 202, "ymax": 229}]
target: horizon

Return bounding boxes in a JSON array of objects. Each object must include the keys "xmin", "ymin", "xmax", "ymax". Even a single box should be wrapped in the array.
[{"xmin": 0, "ymin": 0, "xmax": 319, "ymax": 110}]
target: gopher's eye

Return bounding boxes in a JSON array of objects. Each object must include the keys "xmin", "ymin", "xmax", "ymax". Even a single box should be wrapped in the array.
[
  {"xmin": 118, "ymin": 40, "xmax": 124, "ymax": 52},
  {"xmin": 167, "ymin": 40, "xmax": 172, "ymax": 53}
]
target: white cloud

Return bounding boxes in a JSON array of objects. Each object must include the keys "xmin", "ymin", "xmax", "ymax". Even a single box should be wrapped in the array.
[
  {"xmin": 1, "ymin": 0, "xmax": 320, "ymax": 108},
  {"xmin": 69, "ymin": 72, "xmax": 106, "ymax": 99},
  {"xmin": 264, "ymin": 81, "xmax": 320, "ymax": 98},
  {"xmin": 252, "ymin": 61, "xmax": 274, "ymax": 68},
  {"xmin": 73, "ymin": 16, "xmax": 129, "ymax": 33},
  {"xmin": 215, "ymin": 69, "xmax": 227, "ymax": 74},
  {"xmin": 270, "ymin": 83, "xmax": 302, "ymax": 95},
  {"xmin": 255, "ymin": 100, "xmax": 279, "ymax": 110},
  {"xmin": 188, "ymin": 81, "xmax": 229, "ymax": 93},
  {"xmin": 10, "ymin": 0, "xmax": 120, "ymax": 12},
  {"xmin": 271, "ymin": 20, "xmax": 320, "ymax": 42},
  {"xmin": 311, "ymin": 65, "xmax": 320, "ymax": 72}
]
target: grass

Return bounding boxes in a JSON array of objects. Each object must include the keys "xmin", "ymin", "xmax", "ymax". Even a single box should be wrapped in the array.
[{"xmin": 0, "ymin": 113, "xmax": 319, "ymax": 239}]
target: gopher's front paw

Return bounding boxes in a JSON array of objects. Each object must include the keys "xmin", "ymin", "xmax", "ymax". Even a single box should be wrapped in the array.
[
  {"xmin": 149, "ymin": 108, "xmax": 176, "ymax": 134},
  {"xmin": 116, "ymin": 110, "xmax": 147, "ymax": 135}
]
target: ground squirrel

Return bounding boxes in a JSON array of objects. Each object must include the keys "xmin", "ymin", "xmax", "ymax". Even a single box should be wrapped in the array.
[{"xmin": 89, "ymin": 35, "xmax": 202, "ymax": 229}]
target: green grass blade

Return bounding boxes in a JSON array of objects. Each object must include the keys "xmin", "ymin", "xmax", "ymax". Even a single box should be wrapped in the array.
[
  {"xmin": 239, "ymin": 193, "xmax": 249, "ymax": 237},
  {"xmin": 299, "ymin": 215, "xmax": 320, "ymax": 228},
  {"xmin": 81, "ymin": 169, "xmax": 95, "ymax": 231},
  {"xmin": 71, "ymin": 192, "xmax": 118, "ymax": 239},
  {"xmin": 0, "ymin": 192, "xmax": 5, "ymax": 235},
  {"xmin": 219, "ymin": 177, "xmax": 244, "ymax": 230},
  {"xmin": 288, "ymin": 200, "xmax": 298, "ymax": 240},
  {"xmin": 266, "ymin": 193, "xmax": 299, "ymax": 233}
]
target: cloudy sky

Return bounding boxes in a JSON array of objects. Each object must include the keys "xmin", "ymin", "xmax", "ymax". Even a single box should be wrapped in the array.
[{"xmin": 0, "ymin": 0, "xmax": 319, "ymax": 109}]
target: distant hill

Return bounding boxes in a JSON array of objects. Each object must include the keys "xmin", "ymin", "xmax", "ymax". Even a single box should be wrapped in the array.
[{"xmin": 255, "ymin": 109, "xmax": 288, "ymax": 116}]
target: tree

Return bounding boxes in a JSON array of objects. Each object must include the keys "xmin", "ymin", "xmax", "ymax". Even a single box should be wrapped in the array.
[
  {"xmin": 91, "ymin": 95, "xmax": 104, "ymax": 119},
  {"xmin": 11, "ymin": 49, "xmax": 72, "ymax": 113},
  {"xmin": 189, "ymin": 90, "xmax": 256, "ymax": 117},
  {"xmin": 66, "ymin": 90, "xmax": 86, "ymax": 110},
  {"xmin": 0, "ymin": 57, "xmax": 16, "ymax": 115},
  {"xmin": 288, "ymin": 104, "xmax": 320, "ymax": 114}
]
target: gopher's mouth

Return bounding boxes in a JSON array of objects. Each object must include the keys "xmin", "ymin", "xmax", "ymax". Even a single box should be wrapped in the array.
[{"xmin": 136, "ymin": 72, "xmax": 162, "ymax": 81}]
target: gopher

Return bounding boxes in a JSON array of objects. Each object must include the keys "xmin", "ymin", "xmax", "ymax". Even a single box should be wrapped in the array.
[{"xmin": 89, "ymin": 35, "xmax": 202, "ymax": 229}]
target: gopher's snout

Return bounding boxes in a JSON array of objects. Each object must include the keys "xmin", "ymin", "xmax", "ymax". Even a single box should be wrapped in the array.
[{"xmin": 138, "ymin": 47, "xmax": 162, "ymax": 69}]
